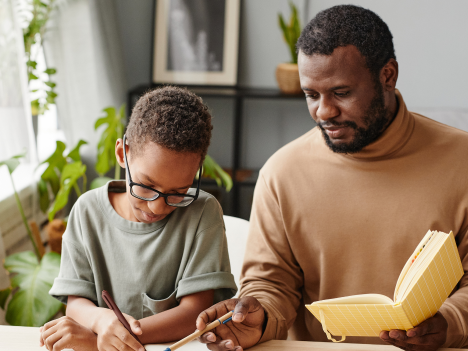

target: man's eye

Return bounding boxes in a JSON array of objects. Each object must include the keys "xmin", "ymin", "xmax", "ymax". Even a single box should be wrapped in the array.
[
  {"xmin": 306, "ymin": 93, "xmax": 319, "ymax": 99},
  {"xmin": 335, "ymin": 91, "xmax": 349, "ymax": 97}
]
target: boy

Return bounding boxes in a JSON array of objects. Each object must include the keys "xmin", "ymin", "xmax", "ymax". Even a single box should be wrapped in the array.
[{"xmin": 40, "ymin": 86, "xmax": 237, "ymax": 351}]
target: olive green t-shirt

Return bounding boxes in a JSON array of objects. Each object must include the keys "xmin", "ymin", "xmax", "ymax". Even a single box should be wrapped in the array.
[{"xmin": 49, "ymin": 181, "xmax": 237, "ymax": 319}]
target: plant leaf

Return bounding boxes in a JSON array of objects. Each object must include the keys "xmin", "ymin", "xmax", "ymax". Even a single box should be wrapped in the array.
[
  {"xmin": 39, "ymin": 141, "xmax": 67, "ymax": 196},
  {"xmin": 48, "ymin": 161, "xmax": 86, "ymax": 221},
  {"xmin": 67, "ymin": 139, "xmax": 88, "ymax": 162},
  {"xmin": 90, "ymin": 176, "xmax": 112, "ymax": 190},
  {"xmin": 37, "ymin": 178, "xmax": 50, "ymax": 213},
  {"xmin": 5, "ymin": 252, "xmax": 61, "ymax": 326},
  {"xmin": 94, "ymin": 105, "xmax": 126, "ymax": 176},
  {"xmin": 44, "ymin": 68, "xmax": 56, "ymax": 75},
  {"xmin": 0, "ymin": 152, "xmax": 26, "ymax": 174},
  {"xmin": 202, "ymin": 155, "xmax": 233, "ymax": 192},
  {"xmin": 0, "ymin": 288, "xmax": 11, "ymax": 310}
]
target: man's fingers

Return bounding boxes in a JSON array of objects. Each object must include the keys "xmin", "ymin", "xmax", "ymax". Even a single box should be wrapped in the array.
[
  {"xmin": 197, "ymin": 301, "xmax": 232, "ymax": 331},
  {"xmin": 198, "ymin": 332, "xmax": 217, "ymax": 344},
  {"xmin": 232, "ymin": 296, "xmax": 259, "ymax": 323},
  {"xmin": 389, "ymin": 329, "xmax": 408, "ymax": 341}
]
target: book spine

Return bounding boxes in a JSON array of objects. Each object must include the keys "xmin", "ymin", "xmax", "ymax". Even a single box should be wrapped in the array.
[{"xmin": 393, "ymin": 304, "xmax": 414, "ymax": 331}]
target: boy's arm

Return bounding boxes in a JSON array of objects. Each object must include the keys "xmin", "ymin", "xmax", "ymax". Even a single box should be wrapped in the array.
[
  {"xmin": 138, "ymin": 289, "xmax": 214, "ymax": 345},
  {"xmin": 67, "ymin": 295, "xmax": 144, "ymax": 351}
]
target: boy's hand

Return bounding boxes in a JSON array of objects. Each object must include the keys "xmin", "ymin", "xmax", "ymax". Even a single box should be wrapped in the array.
[
  {"xmin": 196, "ymin": 297, "xmax": 265, "ymax": 351},
  {"xmin": 379, "ymin": 311, "xmax": 448, "ymax": 351},
  {"xmin": 95, "ymin": 308, "xmax": 145, "ymax": 351},
  {"xmin": 39, "ymin": 316, "xmax": 98, "ymax": 351}
]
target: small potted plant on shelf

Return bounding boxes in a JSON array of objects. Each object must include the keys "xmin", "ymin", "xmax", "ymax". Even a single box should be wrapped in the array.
[{"xmin": 276, "ymin": 2, "xmax": 303, "ymax": 94}]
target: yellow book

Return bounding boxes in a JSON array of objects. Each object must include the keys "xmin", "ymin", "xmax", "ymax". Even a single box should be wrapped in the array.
[{"xmin": 306, "ymin": 230, "xmax": 464, "ymax": 342}]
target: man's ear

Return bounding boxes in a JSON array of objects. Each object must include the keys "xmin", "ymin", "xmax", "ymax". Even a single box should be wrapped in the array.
[
  {"xmin": 115, "ymin": 138, "xmax": 126, "ymax": 168},
  {"xmin": 381, "ymin": 58, "xmax": 398, "ymax": 92}
]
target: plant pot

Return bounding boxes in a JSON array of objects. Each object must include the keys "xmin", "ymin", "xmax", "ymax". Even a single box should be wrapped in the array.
[
  {"xmin": 275, "ymin": 63, "xmax": 302, "ymax": 94},
  {"xmin": 46, "ymin": 219, "xmax": 66, "ymax": 254}
]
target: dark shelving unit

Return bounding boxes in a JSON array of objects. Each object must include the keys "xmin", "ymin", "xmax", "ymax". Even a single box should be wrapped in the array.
[{"xmin": 128, "ymin": 85, "xmax": 305, "ymax": 218}]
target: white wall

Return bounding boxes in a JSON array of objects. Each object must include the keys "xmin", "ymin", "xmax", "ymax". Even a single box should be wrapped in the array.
[
  {"xmin": 307, "ymin": 0, "xmax": 468, "ymax": 110},
  {"xmin": 114, "ymin": 0, "xmax": 468, "ymax": 170}
]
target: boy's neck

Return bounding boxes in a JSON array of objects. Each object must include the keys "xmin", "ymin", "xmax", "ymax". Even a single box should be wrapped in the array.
[{"xmin": 108, "ymin": 191, "xmax": 138, "ymax": 222}]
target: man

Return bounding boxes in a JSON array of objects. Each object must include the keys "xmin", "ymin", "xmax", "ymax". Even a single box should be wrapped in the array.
[{"xmin": 197, "ymin": 5, "xmax": 468, "ymax": 351}]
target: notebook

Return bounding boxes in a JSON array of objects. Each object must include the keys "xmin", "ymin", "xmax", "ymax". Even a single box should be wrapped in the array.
[{"xmin": 306, "ymin": 230, "xmax": 464, "ymax": 342}]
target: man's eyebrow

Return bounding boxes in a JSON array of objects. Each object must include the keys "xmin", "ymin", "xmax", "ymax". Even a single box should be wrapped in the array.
[
  {"xmin": 330, "ymin": 85, "xmax": 351, "ymax": 90},
  {"xmin": 139, "ymin": 172, "xmax": 191, "ymax": 191},
  {"xmin": 301, "ymin": 87, "xmax": 314, "ymax": 91}
]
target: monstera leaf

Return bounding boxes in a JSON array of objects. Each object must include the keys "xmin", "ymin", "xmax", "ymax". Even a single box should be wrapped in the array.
[
  {"xmin": 1, "ymin": 251, "xmax": 62, "ymax": 326},
  {"xmin": 95, "ymin": 105, "xmax": 126, "ymax": 177},
  {"xmin": 48, "ymin": 161, "xmax": 87, "ymax": 221}
]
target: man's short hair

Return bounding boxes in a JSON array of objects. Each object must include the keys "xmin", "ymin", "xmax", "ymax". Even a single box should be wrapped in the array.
[
  {"xmin": 126, "ymin": 86, "xmax": 212, "ymax": 162},
  {"xmin": 296, "ymin": 5, "xmax": 396, "ymax": 80}
]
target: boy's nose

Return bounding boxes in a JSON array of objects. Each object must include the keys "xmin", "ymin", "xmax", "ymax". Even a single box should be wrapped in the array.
[{"xmin": 147, "ymin": 196, "xmax": 168, "ymax": 214}]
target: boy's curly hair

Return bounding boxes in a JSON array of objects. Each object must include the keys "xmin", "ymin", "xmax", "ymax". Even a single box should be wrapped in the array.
[{"xmin": 126, "ymin": 86, "xmax": 212, "ymax": 163}]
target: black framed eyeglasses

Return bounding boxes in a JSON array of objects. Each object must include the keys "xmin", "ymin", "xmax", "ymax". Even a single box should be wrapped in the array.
[{"xmin": 123, "ymin": 134, "xmax": 202, "ymax": 207}]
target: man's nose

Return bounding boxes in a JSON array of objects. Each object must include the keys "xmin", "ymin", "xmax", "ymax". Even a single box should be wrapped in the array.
[
  {"xmin": 316, "ymin": 96, "xmax": 339, "ymax": 121},
  {"xmin": 147, "ymin": 196, "xmax": 167, "ymax": 213}
]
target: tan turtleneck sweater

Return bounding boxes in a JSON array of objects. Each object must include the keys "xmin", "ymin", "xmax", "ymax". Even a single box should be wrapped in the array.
[{"xmin": 239, "ymin": 91, "xmax": 468, "ymax": 348}]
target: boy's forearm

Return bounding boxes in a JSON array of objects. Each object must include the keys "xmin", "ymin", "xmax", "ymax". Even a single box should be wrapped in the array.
[
  {"xmin": 66, "ymin": 295, "xmax": 108, "ymax": 334},
  {"xmin": 138, "ymin": 290, "xmax": 214, "ymax": 344}
]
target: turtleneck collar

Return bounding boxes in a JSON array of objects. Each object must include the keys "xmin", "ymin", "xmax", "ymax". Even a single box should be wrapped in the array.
[{"xmin": 339, "ymin": 89, "xmax": 414, "ymax": 161}]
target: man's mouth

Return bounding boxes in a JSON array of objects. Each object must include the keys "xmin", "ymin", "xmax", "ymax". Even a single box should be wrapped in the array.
[{"xmin": 323, "ymin": 126, "xmax": 347, "ymax": 139}]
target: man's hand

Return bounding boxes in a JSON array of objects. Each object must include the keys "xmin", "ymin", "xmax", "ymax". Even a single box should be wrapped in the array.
[
  {"xmin": 39, "ymin": 316, "xmax": 98, "ymax": 351},
  {"xmin": 379, "ymin": 311, "xmax": 448, "ymax": 351},
  {"xmin": 197, "ymin": 296, "xmax": 265, "ymax": 351},
  {"xmin": 94, "ymin": 308, "xmax": 144, "ymax": 351}
]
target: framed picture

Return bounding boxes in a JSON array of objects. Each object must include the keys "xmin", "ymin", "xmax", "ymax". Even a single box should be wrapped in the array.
[{"xmin": 153, "ymin": 0, "xmax": 240, "ymax": 86}]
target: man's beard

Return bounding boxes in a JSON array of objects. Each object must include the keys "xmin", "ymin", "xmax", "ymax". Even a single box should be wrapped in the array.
[{"xmin": 318, "ymin": 84, "xmax": 392, "ymax": 154}]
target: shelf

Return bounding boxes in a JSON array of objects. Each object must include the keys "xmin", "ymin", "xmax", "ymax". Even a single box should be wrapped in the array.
[{"xmin": 128, "ymin": 85, "xmax": 305, "ymax": 100}]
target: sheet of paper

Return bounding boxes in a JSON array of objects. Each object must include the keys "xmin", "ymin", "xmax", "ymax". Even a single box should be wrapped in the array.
[{"xmin": 145, "ymin": 340, "xmax": 207, "ymax": 351}]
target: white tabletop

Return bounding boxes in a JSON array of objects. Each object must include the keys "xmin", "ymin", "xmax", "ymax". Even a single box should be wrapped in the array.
[{"xmin": 1, "ymin": 326, "xmax": 464, "ymax": 351}]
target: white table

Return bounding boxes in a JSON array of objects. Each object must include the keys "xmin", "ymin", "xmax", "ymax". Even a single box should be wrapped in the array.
[{"xmin": 1, "ymin": 326, "xmax": 465, "ymax": 351}]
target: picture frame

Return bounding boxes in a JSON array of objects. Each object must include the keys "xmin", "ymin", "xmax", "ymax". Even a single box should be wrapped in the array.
[{"xmin": 153, "ymin": 0, "xmax": 240, "ymax": 86}]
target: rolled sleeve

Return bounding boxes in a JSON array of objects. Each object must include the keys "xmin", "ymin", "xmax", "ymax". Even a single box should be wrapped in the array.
[
  {"xmin": 49, "ymin": 278, "xmax": 96, "ymax": 304},
  {"xmin": 48, "ymin": 211, "xmax": 97, "ymax": 304},
  {"xmin": 177, "ymin": 271, "xmax": 236, "ymax": 302},
  {"xmin": 179, "ymin": 220, "xmax": 237, "ymax": 302}
]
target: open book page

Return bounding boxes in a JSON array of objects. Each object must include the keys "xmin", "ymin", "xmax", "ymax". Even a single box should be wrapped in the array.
[
  {"xmin": 394, "ymin": 230, "xmax": 434, "ymax": 301},
  {"xmin": 399, "ymin": 232, "xmax": 464, "ymax": 326},
  {"xmin": 395, "ymin": 231, "xmax": 445, "ymax": 302},
  {"xmin": 306, "ymin": 303, "xmax": 413, "ymax": 337},
  {"xmin": 313, "ymin": 294, "xmax": 394, "ymax": 305}
]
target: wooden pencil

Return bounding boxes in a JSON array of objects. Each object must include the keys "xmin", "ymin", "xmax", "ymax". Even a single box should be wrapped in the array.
[{"xmin": 163, "ymin": 311, "xmax": 234, "ymax": 351}]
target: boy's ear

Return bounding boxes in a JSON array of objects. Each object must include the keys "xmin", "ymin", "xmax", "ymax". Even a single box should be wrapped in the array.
[{"xmin": 115, "ymin": 138, "xmax": 126, "ymax": 168}]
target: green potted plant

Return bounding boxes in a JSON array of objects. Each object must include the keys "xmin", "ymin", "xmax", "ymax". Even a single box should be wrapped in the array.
[
  {"xmin": 0, "ymin": 153, "xmax": 62, "ymax": 327},
  {"xmin": 276, "ymin": 1, "xmax": 302, "ymax": 94},
  {"xmin": 37, "ymin": 139, "xmax": 88, "ymax": 253}
]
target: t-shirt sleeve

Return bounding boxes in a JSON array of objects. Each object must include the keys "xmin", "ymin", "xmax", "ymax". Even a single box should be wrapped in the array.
[
  {"xmin": 48, "ymin": 205, "xmax": 97, "ymax": 305},
  {"xmin": 176, "ymin": 198, "xmax": 237, "ymax": 303}
]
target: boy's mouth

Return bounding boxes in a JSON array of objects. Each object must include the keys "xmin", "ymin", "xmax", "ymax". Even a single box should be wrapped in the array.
[{"xmin": 139, "ymin": 209, "xmax": 165, "ymax": 223}]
